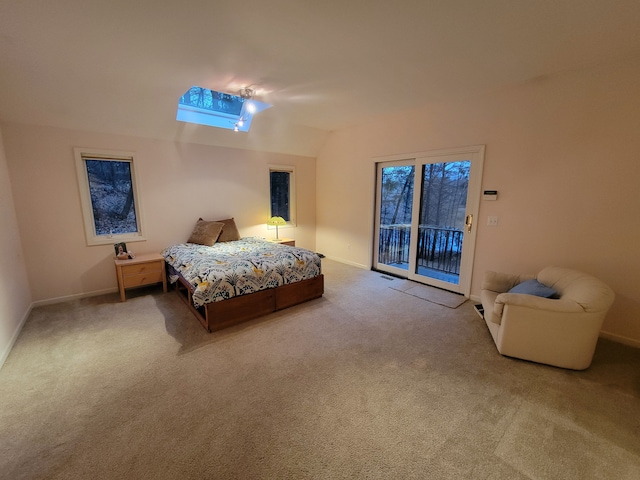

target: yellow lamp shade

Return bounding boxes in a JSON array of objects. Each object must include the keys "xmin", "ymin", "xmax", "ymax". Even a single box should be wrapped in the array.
[
  {"xmin": 267, "ymin": 216, "xmax": 287, "ymax": 226},
  {"xmin": 267, "ymin": 216, "xmax": 287, "ymax": 239}
]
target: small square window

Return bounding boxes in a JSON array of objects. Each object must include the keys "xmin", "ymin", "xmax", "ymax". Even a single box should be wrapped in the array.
[{"xmin": 74, "ymin": 148, "xmax": 146, "ymax": 246}]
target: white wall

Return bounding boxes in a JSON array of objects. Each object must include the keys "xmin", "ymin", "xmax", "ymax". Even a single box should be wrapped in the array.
[
  {"xmin": 2, "ymin": 123, "xmax": 316, "ymax": 303},
  {"xmin": 316, "ymin": 58, "xmax": 640, "ymax": 346},
  {"xmin": 0, "ymin": 126, "xmax": 32, "ymax": 367}
]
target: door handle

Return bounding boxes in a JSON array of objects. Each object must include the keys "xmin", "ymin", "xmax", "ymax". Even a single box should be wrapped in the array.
[{"xmin": 465, "ymin": 214, "xmax": 473, "ymax": 232}]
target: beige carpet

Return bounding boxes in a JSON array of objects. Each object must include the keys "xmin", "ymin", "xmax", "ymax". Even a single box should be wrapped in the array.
[
  {"xmin": 389, "ymin": 278, "xmax": 467, "ymax": 308},
  {"xmin": 1, "ymin": 259, "xmax": 639, "ymax": 479}
]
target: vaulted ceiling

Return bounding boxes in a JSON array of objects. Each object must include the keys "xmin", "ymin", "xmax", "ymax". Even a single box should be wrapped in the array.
[{"xmin": 2, "ymin": 0, "xmax": 640, "ymax": 156}]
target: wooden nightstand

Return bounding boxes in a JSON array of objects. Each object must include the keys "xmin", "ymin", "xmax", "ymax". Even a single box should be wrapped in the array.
[
  {"xmin": 114, "ymin": 253, "xmax": 167, "ymax": 302},
  {"xmin": 266, "ymin": 238, "xmax": 295, "ymax": 247}
]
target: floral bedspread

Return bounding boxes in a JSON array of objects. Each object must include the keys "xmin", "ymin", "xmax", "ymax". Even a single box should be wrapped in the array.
[{"xmin": 162, "ymin": 237, "xmax": 322, "ymax": 308}]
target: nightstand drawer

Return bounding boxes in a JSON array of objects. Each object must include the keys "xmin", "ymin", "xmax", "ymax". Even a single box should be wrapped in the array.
[
  {"xmin": 114, "ymin": 253, "xmax": 167, "ymax": 302},
  {"xmin": 121, "ymin": 262, "xmax": 161, "ymax": 276},
  {"xmin": 122, "ymin": 270, "xmax": 164, "ymax": 288}
]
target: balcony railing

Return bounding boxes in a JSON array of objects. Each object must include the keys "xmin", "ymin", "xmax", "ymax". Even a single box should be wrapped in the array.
[{"xmin": 378, "ymin": 224, "xmax": 463, "ymax": 275}]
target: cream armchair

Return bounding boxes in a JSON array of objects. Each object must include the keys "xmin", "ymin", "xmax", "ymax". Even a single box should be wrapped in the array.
[{"xmin": 480, "ymin": 266, "xmax": 615, "ymax": 370}]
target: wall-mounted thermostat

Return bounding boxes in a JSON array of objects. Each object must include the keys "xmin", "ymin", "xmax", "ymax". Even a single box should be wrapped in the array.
[{"xmin": 483, "ymin": 190, "xmax": 498, "ymax": 201}]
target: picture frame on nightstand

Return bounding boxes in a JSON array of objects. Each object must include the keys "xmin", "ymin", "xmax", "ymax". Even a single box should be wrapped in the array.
[{"xmin": 114, "ymin": 242, "xmax": 128, "ymax": 259}]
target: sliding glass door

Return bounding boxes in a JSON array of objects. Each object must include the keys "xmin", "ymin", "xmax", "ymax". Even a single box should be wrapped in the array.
[
  {"xmin": 373, "ymin": 146, "xmax": 484, "ymax": 295},
  {"xmin": 374, "ymin": 160, "xmax": 415, "ymax": 277}
]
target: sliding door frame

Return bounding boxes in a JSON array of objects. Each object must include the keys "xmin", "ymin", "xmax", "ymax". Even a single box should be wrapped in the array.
[{"xmin": 371, "ymin": 145, "xmax": 485, "ymax": 297}]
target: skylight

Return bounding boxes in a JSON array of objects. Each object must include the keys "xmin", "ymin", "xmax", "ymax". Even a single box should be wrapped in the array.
[{"xmin": 176, "ymin": 86, "xmax": 271, "ymax": 132}]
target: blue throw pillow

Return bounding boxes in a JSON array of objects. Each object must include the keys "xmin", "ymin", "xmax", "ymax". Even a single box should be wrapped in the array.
[{"xmin": 508, "ymin": 279, "xmax": 558, "ymax": 298}]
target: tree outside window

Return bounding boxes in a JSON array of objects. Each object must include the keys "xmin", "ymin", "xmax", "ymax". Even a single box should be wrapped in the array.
[
  {"xmin": 269, "ymin": 165, "xmax": 296, "ymax": 227},
  {"xmin": 75, "ymin": 148, "xmax": 146, "ymax": 246}
]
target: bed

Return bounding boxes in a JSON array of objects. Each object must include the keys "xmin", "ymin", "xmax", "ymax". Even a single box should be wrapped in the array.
[{"xmin": 161, "ymin": 229, "xmax": 324, "ymax": 332}]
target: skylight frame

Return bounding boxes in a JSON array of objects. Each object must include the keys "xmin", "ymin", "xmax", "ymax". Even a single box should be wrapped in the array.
[{"xmin": 176, "ymin": 86, "xmax": 271, "ymax": 132}]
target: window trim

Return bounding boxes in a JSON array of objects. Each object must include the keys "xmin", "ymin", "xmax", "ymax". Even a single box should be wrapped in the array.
[
  {"xmin": 268, "ymin": 164, "xmax": 297, "ymax": 229},
  {"xmin": 74, "ymin": 147, "xmax": 147, "ymax": 246}
]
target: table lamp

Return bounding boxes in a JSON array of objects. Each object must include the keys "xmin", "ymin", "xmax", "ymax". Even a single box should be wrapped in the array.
[{"xmin": 267, "ymin": 216, "xmax": 287, "ymax": 239}]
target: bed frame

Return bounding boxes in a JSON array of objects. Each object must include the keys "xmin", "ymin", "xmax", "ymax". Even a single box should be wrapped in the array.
[{"xmin": 170, "ymin": 267, "xmax": 324, "ymax": 332}]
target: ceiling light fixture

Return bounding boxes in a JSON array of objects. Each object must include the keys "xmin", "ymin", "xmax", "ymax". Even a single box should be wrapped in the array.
[
  {"xmin": 240, "ymin": 87, "xmax": 255, "ymax": 99},
  {"xmin": 235, "ymin": 87, "xmax": 256, "ymax": 131}
]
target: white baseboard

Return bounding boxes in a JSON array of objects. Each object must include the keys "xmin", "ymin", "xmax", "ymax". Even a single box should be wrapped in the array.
[
  {"xmin": 467, "ymin": 295, "xmax": 638, "ymax": 348},
  {"xmin": 1, "ymin": 287, "xmax": 120, "ymax": 370},
  {"xmin": 599, "ymin": 331, "xmax": 640, "ymax": 348},
  {"xmin": 3, "ymin": 283, "xmax": 636, "ymax": 372},
  {"xmin": 32, "ymin": 287, "xmax": 118, "ymax": 308},
  {"xmin": 0, "ymin": 303, "xmax": 33, "ymax": 370},
  {"xmin": 324, "ymin": 256, "xmax": 369, "ymax": 270}
]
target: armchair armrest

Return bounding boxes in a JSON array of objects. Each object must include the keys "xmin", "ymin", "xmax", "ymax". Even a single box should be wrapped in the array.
[
  {"xmin": 482, "ymin": 271, "xmax": 535, "ymax": 293},
  {"xmin": 495, "ymin": 293, "xmax": 583, "ymax": 313}
]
